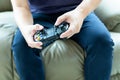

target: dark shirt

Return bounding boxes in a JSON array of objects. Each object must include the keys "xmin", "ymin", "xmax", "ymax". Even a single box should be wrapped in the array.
[{"xmin": 28, "ymin": 0, "xmax": 82, "ymax": 14}]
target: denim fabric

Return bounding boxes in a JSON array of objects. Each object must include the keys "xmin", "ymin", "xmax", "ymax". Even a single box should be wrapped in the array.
[
  {"xmin": 71, "ymin": 13, "xmax": 114, "ymax": 80},
  {"xmin": 12, "ymin": 12, "xmax": 114, "ymax": 80}
]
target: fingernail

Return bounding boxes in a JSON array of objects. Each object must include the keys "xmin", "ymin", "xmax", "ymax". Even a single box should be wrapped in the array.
[
  {"xmin": 40, "ymin": 42, "xmax": 43, "ymax": 45},
  {"xmin": 39, "ymin": 47, "xmax": 42, "ymax": 49},
  {"xmin": 55, "ymin": 22, "xmax": 59, "ymax": 26},
  {"xmin": 54, "ymin": 23, "xmax": 57, "ymax": 26},
  {"xmin": 60, "ymin": 35, "xmax": 64, "ymax": 38}
]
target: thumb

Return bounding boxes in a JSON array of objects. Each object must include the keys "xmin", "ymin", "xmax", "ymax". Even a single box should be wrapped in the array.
[
  {"xmin": 34, "ymin": 24, "xmax": 44, "ymax": 31},
  {"xmin": 55, "ymin": 14, "xmax": 67, "ymax": 26},
  {"xmin": 31, "ymin": 24, "xmax": 44, "ymax": 36}
]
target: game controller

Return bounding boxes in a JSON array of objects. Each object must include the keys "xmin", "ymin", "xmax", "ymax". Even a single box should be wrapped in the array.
[{"xmin": 33, "ymin": 22, "xmax": 69, "ymax": 48}]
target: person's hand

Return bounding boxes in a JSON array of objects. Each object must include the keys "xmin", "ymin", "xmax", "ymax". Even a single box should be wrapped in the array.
[
  {"xmin": 55, "ymin": 9, "xmax": 85, "ymax": 38},
  {"xmin": 20, "ymin": 24, "xmax": 44, "ymax": 49}
]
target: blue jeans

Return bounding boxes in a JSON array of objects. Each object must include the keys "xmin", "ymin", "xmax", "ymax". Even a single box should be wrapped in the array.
[{"xmin": 12, "ymin": 12, "xmax": 114, "ymax": 80}]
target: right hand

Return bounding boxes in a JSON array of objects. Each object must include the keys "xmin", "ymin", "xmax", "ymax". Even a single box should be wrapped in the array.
[{"xmin": 20, "ymin": 24, "xmax": 44, "ymax": 49}]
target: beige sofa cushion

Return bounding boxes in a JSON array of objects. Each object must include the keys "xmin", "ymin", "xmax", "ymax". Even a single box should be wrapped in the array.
[
  {"xmin": 0, "ymin": 12, "xmax": 17, "ymax": 80},
  {"xmin": 95, "ymin": 0, "xmax": 120, "ymax": 31},
  {"xmin": 103, "ymin": 15, "xmax": 120, "ymax": 32},
  {"xmin": 42, "ymin": 40, "xmax": 85, "ymax": 80},
  {"xmin": 0, "ymin": 0, "xmax": 12, "ymax": 12},
  {"xmin": 0, "ymin": 12, "xmax": 16, "ymax": 24},
  {"xmin": 110, "ymin": 32, "xmax": 120, "ymax": 80}
]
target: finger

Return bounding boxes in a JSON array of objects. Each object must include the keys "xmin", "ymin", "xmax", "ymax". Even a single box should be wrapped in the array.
[
  {"xmin": 60, "ymin": 30, "xmax": 73, "ymax": 38},
  {"xmin": 31, "ymin": 24, "xmax": 44, "ymax": 36},
  {"xmin": 34, "ymin": 43, "xmax": 43, "ymax": 49},
  {"xmin": 27, "ymin": 36, "xmax": 43, "ymax": 48},
  {"xmin": 67, "ymin": 34, "xmax": 74, "ymax": 39},
  {"xmin": 33, "ymin": 43, "xmax": 43, "ymax": 49},
  {"xmin": 28, "ymin": 41, "xmax": 43, "ymax": 49},
  {"xmin": 31, "ymin": 41, "xmax": 43, "ymax": 49},
  {"xmin": 60, "ymin": 25, "xmax": 75, "ymax": 38},
  {"xmin": 33, "ymin": 24, "xmax": 44, "ymax": 31},
  {"xmin": 55, "ymin": 14, "xmax": 67, "ymax": 26}
]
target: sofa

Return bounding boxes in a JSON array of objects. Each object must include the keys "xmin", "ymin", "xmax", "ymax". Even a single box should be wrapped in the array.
[{"xmin": 0, "ymin": 0, "xmax": 120, "ymax": 80}]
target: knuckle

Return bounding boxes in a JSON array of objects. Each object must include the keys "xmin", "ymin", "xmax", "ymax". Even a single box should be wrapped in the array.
[
  {"xmin": 68, "ymin": 29, "xmax": 73, "ymax": 33},
  {"xmin": 35, "ymin": 25, "xmax": 39, "ymax": 29},
  {"xmin": 58, "ymin": 16, "xmax": 63, "ymax": 20},
  {"xmin": 76, "ymin": 30, "xmax": 79, "ymax": 33},
  {"xmin": 27, "ymin": 42, "xmax": 34, "ymax": 48},
  {"xmin": 58, "ymin": 14, "xmax": 66, "ymax": 20},
  {"xmin": 28, "ymin": 44, "xmax": 31, "ymax": 47},
  {"xmin": 35, "ymin": 24, "xmax": 39, "ymax": 26}
]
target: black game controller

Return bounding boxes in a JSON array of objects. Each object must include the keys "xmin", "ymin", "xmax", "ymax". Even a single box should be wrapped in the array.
[{"xmin": 33, "ymin": 22, "xmax": 69, "ymax": 48}]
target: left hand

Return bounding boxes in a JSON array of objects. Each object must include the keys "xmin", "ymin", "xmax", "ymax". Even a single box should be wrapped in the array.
[{"xmin": 55, "ymin": 9, "xmax": 85, "ymax": 38}]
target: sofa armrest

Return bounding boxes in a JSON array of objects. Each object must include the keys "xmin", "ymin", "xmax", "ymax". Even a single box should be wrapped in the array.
[
  {"xmin": 95, "ymin": 0, "xmax": 120, "ymax": 32},
  {"xmin": 0, "ymin": 0, "xmax": 12, "ymax": 12}
]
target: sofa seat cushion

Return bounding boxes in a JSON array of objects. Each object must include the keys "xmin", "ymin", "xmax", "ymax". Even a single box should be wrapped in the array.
[
  {"xmin": 110, "ymin": 32, "xmax": 120, "ymax": 80},
  {"xmin": 0, "ymin": 12, "xmax": 18, "ymax": 80},
  {"xmin": 42, "ymin": 40, "xmax": 85, "ymax": 80},
  {"xmin": 0, "ymin": 12, "xmax": 16, "ymax": 25}
]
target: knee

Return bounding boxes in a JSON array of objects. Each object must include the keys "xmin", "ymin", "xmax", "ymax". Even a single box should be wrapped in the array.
[
  {"xmin": 86, "ymin": 31, "xmax": 114, "ymax": 59},
  {"xmin": 90, "ymin": 31, "xmax": 114, "ymax": 47}
]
